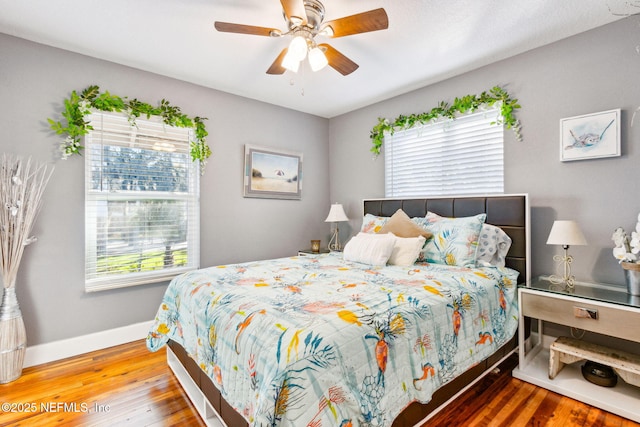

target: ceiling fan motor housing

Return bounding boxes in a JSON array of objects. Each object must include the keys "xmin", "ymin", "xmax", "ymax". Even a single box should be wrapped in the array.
[{"xmin": 302, "ymin": 0, "xmax": 325, "ymax": 31}]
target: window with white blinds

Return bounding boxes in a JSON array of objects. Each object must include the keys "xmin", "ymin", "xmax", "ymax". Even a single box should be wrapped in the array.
[
  {"xmin": 384, "ymin": 108, "xmax": 504, "ymax": 197},
  {"xmin": 85, "ymin": 112, "xmax": 200, "ymax": 292}
]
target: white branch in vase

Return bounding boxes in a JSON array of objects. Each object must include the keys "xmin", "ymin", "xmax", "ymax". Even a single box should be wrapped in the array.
[{"xmin": 0, "ymin": 155, "xmax": 54, "ymax": 289}]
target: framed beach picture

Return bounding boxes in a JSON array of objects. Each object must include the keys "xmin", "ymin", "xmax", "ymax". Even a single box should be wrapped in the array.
[
  {"xmin": 243, "ymin": 144, "xmax": 303, "ymax": 199},
  {"xmin": 559, "ymin": 109, "xmax": 621, "ymax": 162}
]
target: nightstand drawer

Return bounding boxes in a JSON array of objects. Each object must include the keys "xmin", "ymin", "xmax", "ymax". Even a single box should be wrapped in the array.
[{"xmin": 520, "ymin": 290, "xmax": 640, "ymax": 342}]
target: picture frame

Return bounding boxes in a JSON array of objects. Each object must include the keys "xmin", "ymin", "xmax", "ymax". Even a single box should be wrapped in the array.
[
  {"xmin": 559, "ymin": 109, "xmax": 621, "ymax": 162},
  {"xmin": 243, "ymin": 144, "xmax": 303, "ymax": 199}
]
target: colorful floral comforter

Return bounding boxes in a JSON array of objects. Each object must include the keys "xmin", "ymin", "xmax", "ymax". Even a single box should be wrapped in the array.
[{"xmin": 147, "ymin": 253, "xmax": 519, "ymax": 426}]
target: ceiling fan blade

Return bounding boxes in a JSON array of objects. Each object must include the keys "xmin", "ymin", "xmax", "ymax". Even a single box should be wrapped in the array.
[
  {"xmin": 319, "ymin": 44, "xmax": 359, "ymax": 76},
  {"xmin": 321, "ymin": 8, "xmax": 389, "ymax": 38},
  {"xmin": 266, "ymin": 48, "xmax": 288, "ymax": 75},
  {"xmin": 214, "ymin": 21, "xmax": 281, "ymax": 37},
  {"xmin": 280, "ymin": 0, "xmax": 307, "ymax": 26}
]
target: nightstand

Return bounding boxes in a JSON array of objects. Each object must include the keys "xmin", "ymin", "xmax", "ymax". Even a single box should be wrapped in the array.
[
  {"xmin": 512, "ymin": 276, "xmax": 640, "ymax": 422},
  {"xmin": 298, "ymin": 249, "xmax": 330, "ymax": 256}
]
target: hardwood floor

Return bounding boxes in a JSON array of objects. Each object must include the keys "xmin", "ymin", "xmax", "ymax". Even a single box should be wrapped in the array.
[
  {"xmin": 425, "ymin": 354, "xmax": 639, "ymax": 427},
  {"xmin": 0, "ymin": 340, "xmax": 637, "ymax": 427},
  {"xmin": 0, "ymin": 340, "xmax": 205, "ymax": 427}
]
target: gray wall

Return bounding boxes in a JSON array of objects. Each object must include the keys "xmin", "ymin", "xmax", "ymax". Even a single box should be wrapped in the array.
[
  {"xmin": 0, "ymin": 34, "xmax": 330, "ymax": 346},
  {"xmin": 329, "ymin": 17, "xmax": 640, "ymax": 289},
  {"xmin": 3, "ymin": 16, "xmax": 639, "ymax": 347}
]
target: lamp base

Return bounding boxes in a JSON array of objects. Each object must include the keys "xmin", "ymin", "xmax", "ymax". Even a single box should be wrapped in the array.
[
  {"xmin": 327, "ymin": 226, "xmax": 342, "ymax": 252},
  {"xmin": 548, "ymin": 274, "xmax": 575, "ymax": 292},
  {"xmin": 549, "ymin": 249, "xmax": 575, "ymax": 292}
]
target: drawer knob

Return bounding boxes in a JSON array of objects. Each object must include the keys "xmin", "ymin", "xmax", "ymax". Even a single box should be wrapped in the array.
[{"xmin": 573, "ymin": 306, "xmax": 598, "ymax": 319}]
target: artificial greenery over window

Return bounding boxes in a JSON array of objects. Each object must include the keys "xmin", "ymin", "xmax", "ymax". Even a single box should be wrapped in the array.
[
  {"xmin": 370, "ymin": 86, "xmax": 522, "ymax": 156},
  {"xmin": 47, "ymin": 85, "xmax": 211, "ymax": 171}
]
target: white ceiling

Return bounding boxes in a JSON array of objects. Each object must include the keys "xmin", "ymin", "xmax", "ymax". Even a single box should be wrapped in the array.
[{"xmin": 0, "ymin": 0, "xmax": 634, "ymax": 118}]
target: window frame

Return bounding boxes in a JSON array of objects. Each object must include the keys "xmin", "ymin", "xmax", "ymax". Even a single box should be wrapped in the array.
[
  {"xmin": 384, "ymin": 108, "xmax": 505, "ymax": 198},
  {"xmin": 84, "ymin": 111, "xmax": 200, "ymax": 292}
]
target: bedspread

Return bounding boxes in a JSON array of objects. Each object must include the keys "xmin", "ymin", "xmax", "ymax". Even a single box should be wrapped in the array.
[{"xmin": 147, "ymin": 253, "xmax": 519, "ymax": 427}]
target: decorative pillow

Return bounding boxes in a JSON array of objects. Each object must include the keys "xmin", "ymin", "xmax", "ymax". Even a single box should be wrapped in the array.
[
  {"xmin": 476, "ymin": 223, "xmax": 512, "ymax": 268},
  {"xmin": 411, "ymin": 216, "xmax": 428, "ymax": 229},
  {"xmin": 378, "ymin": 209, "xmax": 433, "ymax": 240},
  {"xmin": 343, "ymin": 232, "xmax": 396, "ymax": 266},
  {"xmin": 388, "ymin": 235, "xmax": 427, "ymax": 267},
  {"xmin": 421, "ymin": 212, "xmax": 487, "ymax": 267},
  {"xmin": 360, "ymin": 214, "xmax": 389, "ymax": 233}
]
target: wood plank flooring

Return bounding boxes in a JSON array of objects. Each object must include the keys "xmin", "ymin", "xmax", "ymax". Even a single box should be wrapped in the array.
[
  {"xmin": 0, "ymin": 340, "xmax": 205, "ymax": 427},
  {"xmin": 0, "ymin": 340, "xmax": 637, "ymax": 426},
  {"xmin": 425, "ymin": 353, "xmax": 639, "ymax": 427}
]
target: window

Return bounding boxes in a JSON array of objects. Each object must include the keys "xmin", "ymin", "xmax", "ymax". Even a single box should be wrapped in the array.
[
  {"xmin": 384, "ymin": 108, "xmax": 504, "ymax": 197},
  {"xmin": 85, "ymin": 112, "xmax": 200, "ymax": 292}
]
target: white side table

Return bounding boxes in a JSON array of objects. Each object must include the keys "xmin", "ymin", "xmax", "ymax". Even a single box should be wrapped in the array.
[{"xmin": 513, "ymin": 276, "xmax": 640, "ymax": 422}]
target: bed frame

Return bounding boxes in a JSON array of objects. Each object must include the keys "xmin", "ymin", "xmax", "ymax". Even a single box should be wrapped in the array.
[{"xmin": 166, "ymin": 194, "xmax": 530, "ymax": 427}]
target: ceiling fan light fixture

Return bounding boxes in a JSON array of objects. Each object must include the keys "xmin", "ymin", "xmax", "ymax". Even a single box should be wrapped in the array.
[
  {"xmin": 215, "ymin": 1, "xmax": 389, "ymax": 76},
  {"xmin": 282, "ymin": 51, "xmax": 300, "ymax": 72},
  {"xmin": 288, "ymin": 35, "xmax": 308, "ymax": 61},
  {"xmin": 308, "ymin": 46, "xmax": 328, "ymax": 71}
]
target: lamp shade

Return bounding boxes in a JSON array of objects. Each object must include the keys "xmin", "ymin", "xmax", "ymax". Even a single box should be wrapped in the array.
[
  {"xmin": 308, "ymin": 46, "xmax": 328, "ymax": 71},
  {"xmin": 281, "ymin": 51, "xmax": 300, "ymax": 72},
  {"xmin": 288, "ymin": 36, "xmax": 308, "ymax": 61},
  {"xmin": 325, "ymin": 203, "xmax": 349, "ymax": 223},
  {"xmin": 546, "ymin": 220, "xmax": 587, "ymax": 246}
]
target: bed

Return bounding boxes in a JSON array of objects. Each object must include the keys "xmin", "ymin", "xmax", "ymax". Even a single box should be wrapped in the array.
[{"xmin": 147, "ymin": 194, "xmax": 530, "ymax": 427}]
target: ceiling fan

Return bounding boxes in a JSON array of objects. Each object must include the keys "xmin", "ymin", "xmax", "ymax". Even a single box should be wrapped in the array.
[{"xmin": 214, "ymin": 0, "xmax": 389, "ymax": 76}]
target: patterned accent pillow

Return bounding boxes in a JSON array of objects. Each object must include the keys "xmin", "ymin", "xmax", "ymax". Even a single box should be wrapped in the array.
[
  {"xmin": 421, "ymin": 212, "xmax": 487, "ymax": 267},
  {"xmin": 476, "ymin": 223, "xmax": 512, "ymax": 268},
  {"xmin": 360, "ymin": 213, "xmax": 389, "ymax": 233}
]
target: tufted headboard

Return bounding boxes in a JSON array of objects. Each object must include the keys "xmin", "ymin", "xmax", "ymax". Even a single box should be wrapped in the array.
[{"xmin": 363, "ymin": 194, "xmax": 530, "ymax": 283}]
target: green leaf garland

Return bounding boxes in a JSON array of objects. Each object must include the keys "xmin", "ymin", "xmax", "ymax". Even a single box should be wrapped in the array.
[
  {"xmin": 47, "ymin": 85, "xmax": 211, "ymax": 172},
  {"xmin": 369, "ymin": 86, "xmax": 522, "ymax": 156}
]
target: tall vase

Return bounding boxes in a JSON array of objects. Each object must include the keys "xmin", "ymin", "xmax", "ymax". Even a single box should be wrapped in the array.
[
  {"xmin": 0, "ymin": 287, "xmax": 26, "ymax": 384},
  {"xmin": 621, "ymin": 262, "xmax": 640, "ymax": 297}
]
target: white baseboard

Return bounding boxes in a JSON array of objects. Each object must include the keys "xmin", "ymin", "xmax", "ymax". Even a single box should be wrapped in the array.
[{"xmin": 24, "ymin": 320, "xmax": 154, "ymax": 368}]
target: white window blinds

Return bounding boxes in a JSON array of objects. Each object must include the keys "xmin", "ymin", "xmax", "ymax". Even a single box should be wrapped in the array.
[
  {"xmin": 85, "ymin": 112, "xmax": 200, "ymax": 292},
  {"xmin": 384, "ymin": 108, "xmax": 504, "ymax": 197}
]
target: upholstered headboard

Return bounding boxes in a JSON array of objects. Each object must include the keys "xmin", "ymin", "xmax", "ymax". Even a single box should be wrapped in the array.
[{"xmin": 363, "ymin": 194, "xmax": 530, "ymax": 283}]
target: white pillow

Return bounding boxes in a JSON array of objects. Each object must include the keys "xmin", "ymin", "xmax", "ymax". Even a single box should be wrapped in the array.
[
  {"xmin": 343, "ymin": 232, "xmax": 396, "ymax": 266},
  {"xmin": 388, "ymin": 235, "xmax": 427, "ymax": 267}
]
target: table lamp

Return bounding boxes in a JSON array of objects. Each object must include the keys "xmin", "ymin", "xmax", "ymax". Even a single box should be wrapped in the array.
[
  {"xmin": 546, "ymin": 220, "xmax": 587, "ymax": 290},
  {"xmin": 325, "ymin": 203, "xmax": 349, "ymax": 251}
]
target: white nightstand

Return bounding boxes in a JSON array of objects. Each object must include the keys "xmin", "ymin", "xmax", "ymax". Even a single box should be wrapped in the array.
[{"xmin": 513, "ymin": 276, "xmax": 640, "ymax": 422}]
